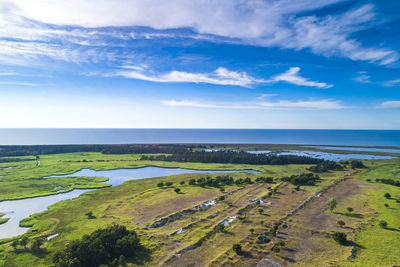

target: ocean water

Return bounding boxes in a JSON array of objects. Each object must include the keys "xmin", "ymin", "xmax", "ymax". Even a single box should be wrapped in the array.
[{"xmin": 0, "ymin": 129, "xmax": 399, "ymax": 146}]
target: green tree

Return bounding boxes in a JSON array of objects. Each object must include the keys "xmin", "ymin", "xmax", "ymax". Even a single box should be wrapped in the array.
[
  {"xmin": 337, "ymin": 220, "xmax": 345, "ymax": 227},
  {"xmin": 157, "ymin": 182, "xmax": 164, "ymax": 187},
  {"xmin": 379, "ymin": 220, "xmax": 387, "ymax": 229},
  {"xmin": 19, "ymin": 236, "xmax": 28, "ymax": 249},
  {"xmin": 332, "ymin": 232, "xmax": 347, "ymax": 245},
  {"xmin": 180, "ymin": 181, "xmax": 185, "ymax": 185},
  {"xmin": 85, "ymin": 211, "xmax": 95, "ymax": 219},
  {"xmin": 384, "ymin": 193, "xmax": 391, "ymax": 199},
  {"xmin": 30, "ymin": 238, "xmax": 43, "ymax": 252},
  {"xmin": 327, "ymin": 198, "xmax": 337, "ymax": 212},
  {"xmin": 174, "ymin": 188, "xmax": 181, "ymax": 194},
  {"xmin": 232, "ymin": 243, "xmax": 242, "ymax": 255},
  {"xmin": 347, "ymin": 207, "xmax": 353, "ymax": 213},
  {"xmin": 10, "ymin": 240, "xmax": 19, "ymax": 250}
]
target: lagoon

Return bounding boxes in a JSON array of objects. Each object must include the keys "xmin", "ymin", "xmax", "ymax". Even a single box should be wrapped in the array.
[{"xmin": 0, "ymin": 167, "xmax": 257, "ymax": 239}]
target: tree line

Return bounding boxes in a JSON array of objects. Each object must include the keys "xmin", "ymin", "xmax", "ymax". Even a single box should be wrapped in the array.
[
  {"xmin": 140, "ymin": 151, "xmax": 325, "ymax": 165},
  {"xmin": 0, "ymin": 144, "xmax": 201, "ymax": 157},
  {"xmin": 376, "ymin": 178, "xmax": 400, "ymax": 187}
]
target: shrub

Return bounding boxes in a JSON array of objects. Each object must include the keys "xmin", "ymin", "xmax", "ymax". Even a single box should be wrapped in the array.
[
  {"xmin": 218, "ymin": 196, "xmax": 225, "ymax": 201},
  {"xmin": 189, "ymin": 179, "xmax": 196, "ymax": 185},
  {"xmin": 249, "ymin": 228, "xmax": 255, "ymax": 233},
  {"xmin": 258, "ymin": 208, "xmax": 264, "ymax": 214},
  {"xmin": 327, "ymin": 198, "xmax": 337, "ymax": 212},
  {"xmin": 166, "ymin": 182, "xmax": 173, "ymax": 187},
  {"xmin": 384, "ymin": 203, "xmax": 389, "ymax": 208},
  {"xmin": 277, "ymin": 241, "xmax": 285, "ymax": 246},
  {"xmin": 379, "ymin": 220, "xmax": 387, "ymax": 229},
  {"xmin": 347, "ymin": 207, "xmax": 353, "ymax": 213},
  {"xmin": 332, "ymin": 231, "xmax": 347, "ymax": 245},
  {"xmin": 85, "ymin": 211, "xmax": 95, "ymax": 219},
  {"xmin": 180, "ymin": 181, "xmax": 185, "ymax": 185},
  {"xmin": 384, "ymin": 193, "xmax": 391, "ymax": 199},
  {"xmin": 272, "ymin": 245, "xmax": 280, "ymax": 252},
  {"xmin": 30, "ymin": 238, "xmax": 43, "ymax": 252},
  {"xmin": 232, "ymin": 243, "xmax": 242, "ymax": 255},
  {"xmin": 157, "ymin": 182, "xmax": 164, "ymax": 187},
  {"xmin": 337, "ymin": 220, "xmax": 346, "ymax": 227},
  {"xmin": 174, "ymin": 188, "xmax": 181, "ymax": 194}
]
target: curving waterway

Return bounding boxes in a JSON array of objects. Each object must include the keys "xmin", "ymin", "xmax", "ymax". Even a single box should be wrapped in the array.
[{"xmin": 0, "ymin": 167, "xmax": 258, "ymax": 239}]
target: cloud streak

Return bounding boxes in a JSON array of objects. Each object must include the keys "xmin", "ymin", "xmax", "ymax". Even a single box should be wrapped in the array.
[
  {"xmin": 379, "ymin": 101, "xmax": 400, "ymax": 108},
  {"xmin": 112, "ymin": 67, "xmax": 262, "ymax": 87},
  {"xmin": 0, "ymin": 1, "xmax": 397, "ymax": 66},
  {"xmin": 108, "ymin": 66, "xmax": 332, "ymax": 88},
  {"xmin": 269, "ymin": 67, "xmax": 332, "ymax": 88},
  {"xmin": 162, "ymin": 98, "xmax": 348, "ymax": 110}
]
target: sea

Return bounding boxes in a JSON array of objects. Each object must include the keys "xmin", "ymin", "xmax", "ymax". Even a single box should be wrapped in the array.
[{"xmin": 0, "ymin": 129, "xmax": 399, "ymax": 146}]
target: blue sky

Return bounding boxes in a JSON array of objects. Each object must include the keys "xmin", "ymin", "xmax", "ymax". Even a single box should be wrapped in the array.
[{"xmin": 0, "ymin": 0, "xmax": 399, "ymax": 129}]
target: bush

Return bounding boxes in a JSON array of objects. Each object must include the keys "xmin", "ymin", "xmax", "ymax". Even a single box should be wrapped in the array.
[
  {"xmin": 157, "ymin": 182, "xmax": 164, "ymax": 187},
  {"xmin": 384, "ymin": 203, "xmax": 389, "ymax": 208},
  {"xmin": 218, "ymin": 196, "xmax": 225, "ymax": 201},
  {"xmin": 379, "ymin": 220, "xmax": 387, "ymax": 229},
  {"xmin": 189, "ymin": 179, "xmax": 196, "ymax": 185},
  {"xmin": 337, "ymin": 220, "xmax": 346, "ymax": 227},
  {"xmin": 384, "ymin": 193, "xmax": 391, "ymax": 199},
  {"xmin": 332, "ymin": 231, "xmax": 347, "ymax": 245},
  {"xmin": 249, "ymin": 228, "xmax": 255, "ymax": 233},
  {"xmin": 174, "ymin": 188, "xmax": 181, "ymax": 194},
  {"xmin": 272, "ymin": 245, "xmax": 280, "ymax": 252},
  {"xmin": 30, "ymin": 238, "xmax": 44, "ymax": 252},
  {"xmin": 180, "ymin": 181, "xmax": 185, "ymax": 185},
  {"xmin": 327, "ymin": 198, "xmax": 337, "ymax": 212},
  {"xmin": 166, "ymin": 182, "xmax": 173, "ymax": 187},
  {"xmin": 85, "ymin": 211, "xmax": 95, "ymax": 219},
  {"xmin": 347, "ymin": 207, "xmax": 353, "ymax": 212},
  {"xmin": 258, "ymin": 208, "xmax": 264, "ymax": 214},
  {"xmin": 232, "ymin": 243, "xmax": 242, "ymax": 255}
]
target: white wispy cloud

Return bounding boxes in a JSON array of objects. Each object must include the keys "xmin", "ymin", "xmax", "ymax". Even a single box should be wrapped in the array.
[
  {"xmin": 0, "ymin": 1, "xmax": 397, "ymax": 66},
  {"xmin": 379, "ymin": 101, "xmax": 400, "ymax": 108},
  {"xmin": 382, "ymin": 79, "xmax": 400, "ymax": 87},
  {"xmin": 353, "ymin": 74, "xmax": 372, "ymax": 83},
  {"xmin": 108, "ymin": 66, "xmax": 332, "ymax": 88},
  {"xmin": 162, "ymin": 98, "xmax": 348, "ymax": 110},
  {"xmin": 111, "ymin": 67, "xmax": 263, "ymax": 87},
  {"xmin": 269, "ymin": 67, "xmax": 332, "ymax": 88},
  {"xmin": 0, "ymin": 81, "xmax": 37, "ymax": 86}
]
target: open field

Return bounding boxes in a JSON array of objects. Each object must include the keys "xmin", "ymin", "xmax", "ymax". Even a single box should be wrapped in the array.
[{"xmin": 0, "ymin": 149, "xmax": 399, "ymax": 266}]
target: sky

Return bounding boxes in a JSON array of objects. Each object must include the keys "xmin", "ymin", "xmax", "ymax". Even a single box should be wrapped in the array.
[{"xmin": 0, "ymin": 0, "xmax": 399, "ymax": 129}]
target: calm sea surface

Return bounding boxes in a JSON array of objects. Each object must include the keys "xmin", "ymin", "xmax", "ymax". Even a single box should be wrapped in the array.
[{"xmin": 0, "ymin": 129, "xmax": 399, "ymax": 146}]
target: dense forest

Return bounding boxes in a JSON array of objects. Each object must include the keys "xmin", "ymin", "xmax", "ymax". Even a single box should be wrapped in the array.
[
  {"xmin": 0, "ymin": 144, "xmax": 195, "ymax": 157},
  {"xmin": 140, "ymin": 151, "xmax": 325, "ymax": 165},
  {"xmin": 53, "ymin": 224, "xmax": 148, "ymax": 267}
]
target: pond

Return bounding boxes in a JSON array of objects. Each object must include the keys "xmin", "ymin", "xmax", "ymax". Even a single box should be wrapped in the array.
[{"xmin": 0, "ymin": 167, "xmax": 258, "ymax": 239}]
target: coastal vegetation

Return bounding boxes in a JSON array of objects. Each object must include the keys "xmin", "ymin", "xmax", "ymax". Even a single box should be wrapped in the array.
[{"xmin": 0, "ymin": 144, "xmax": 398, "ymax": 266}]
